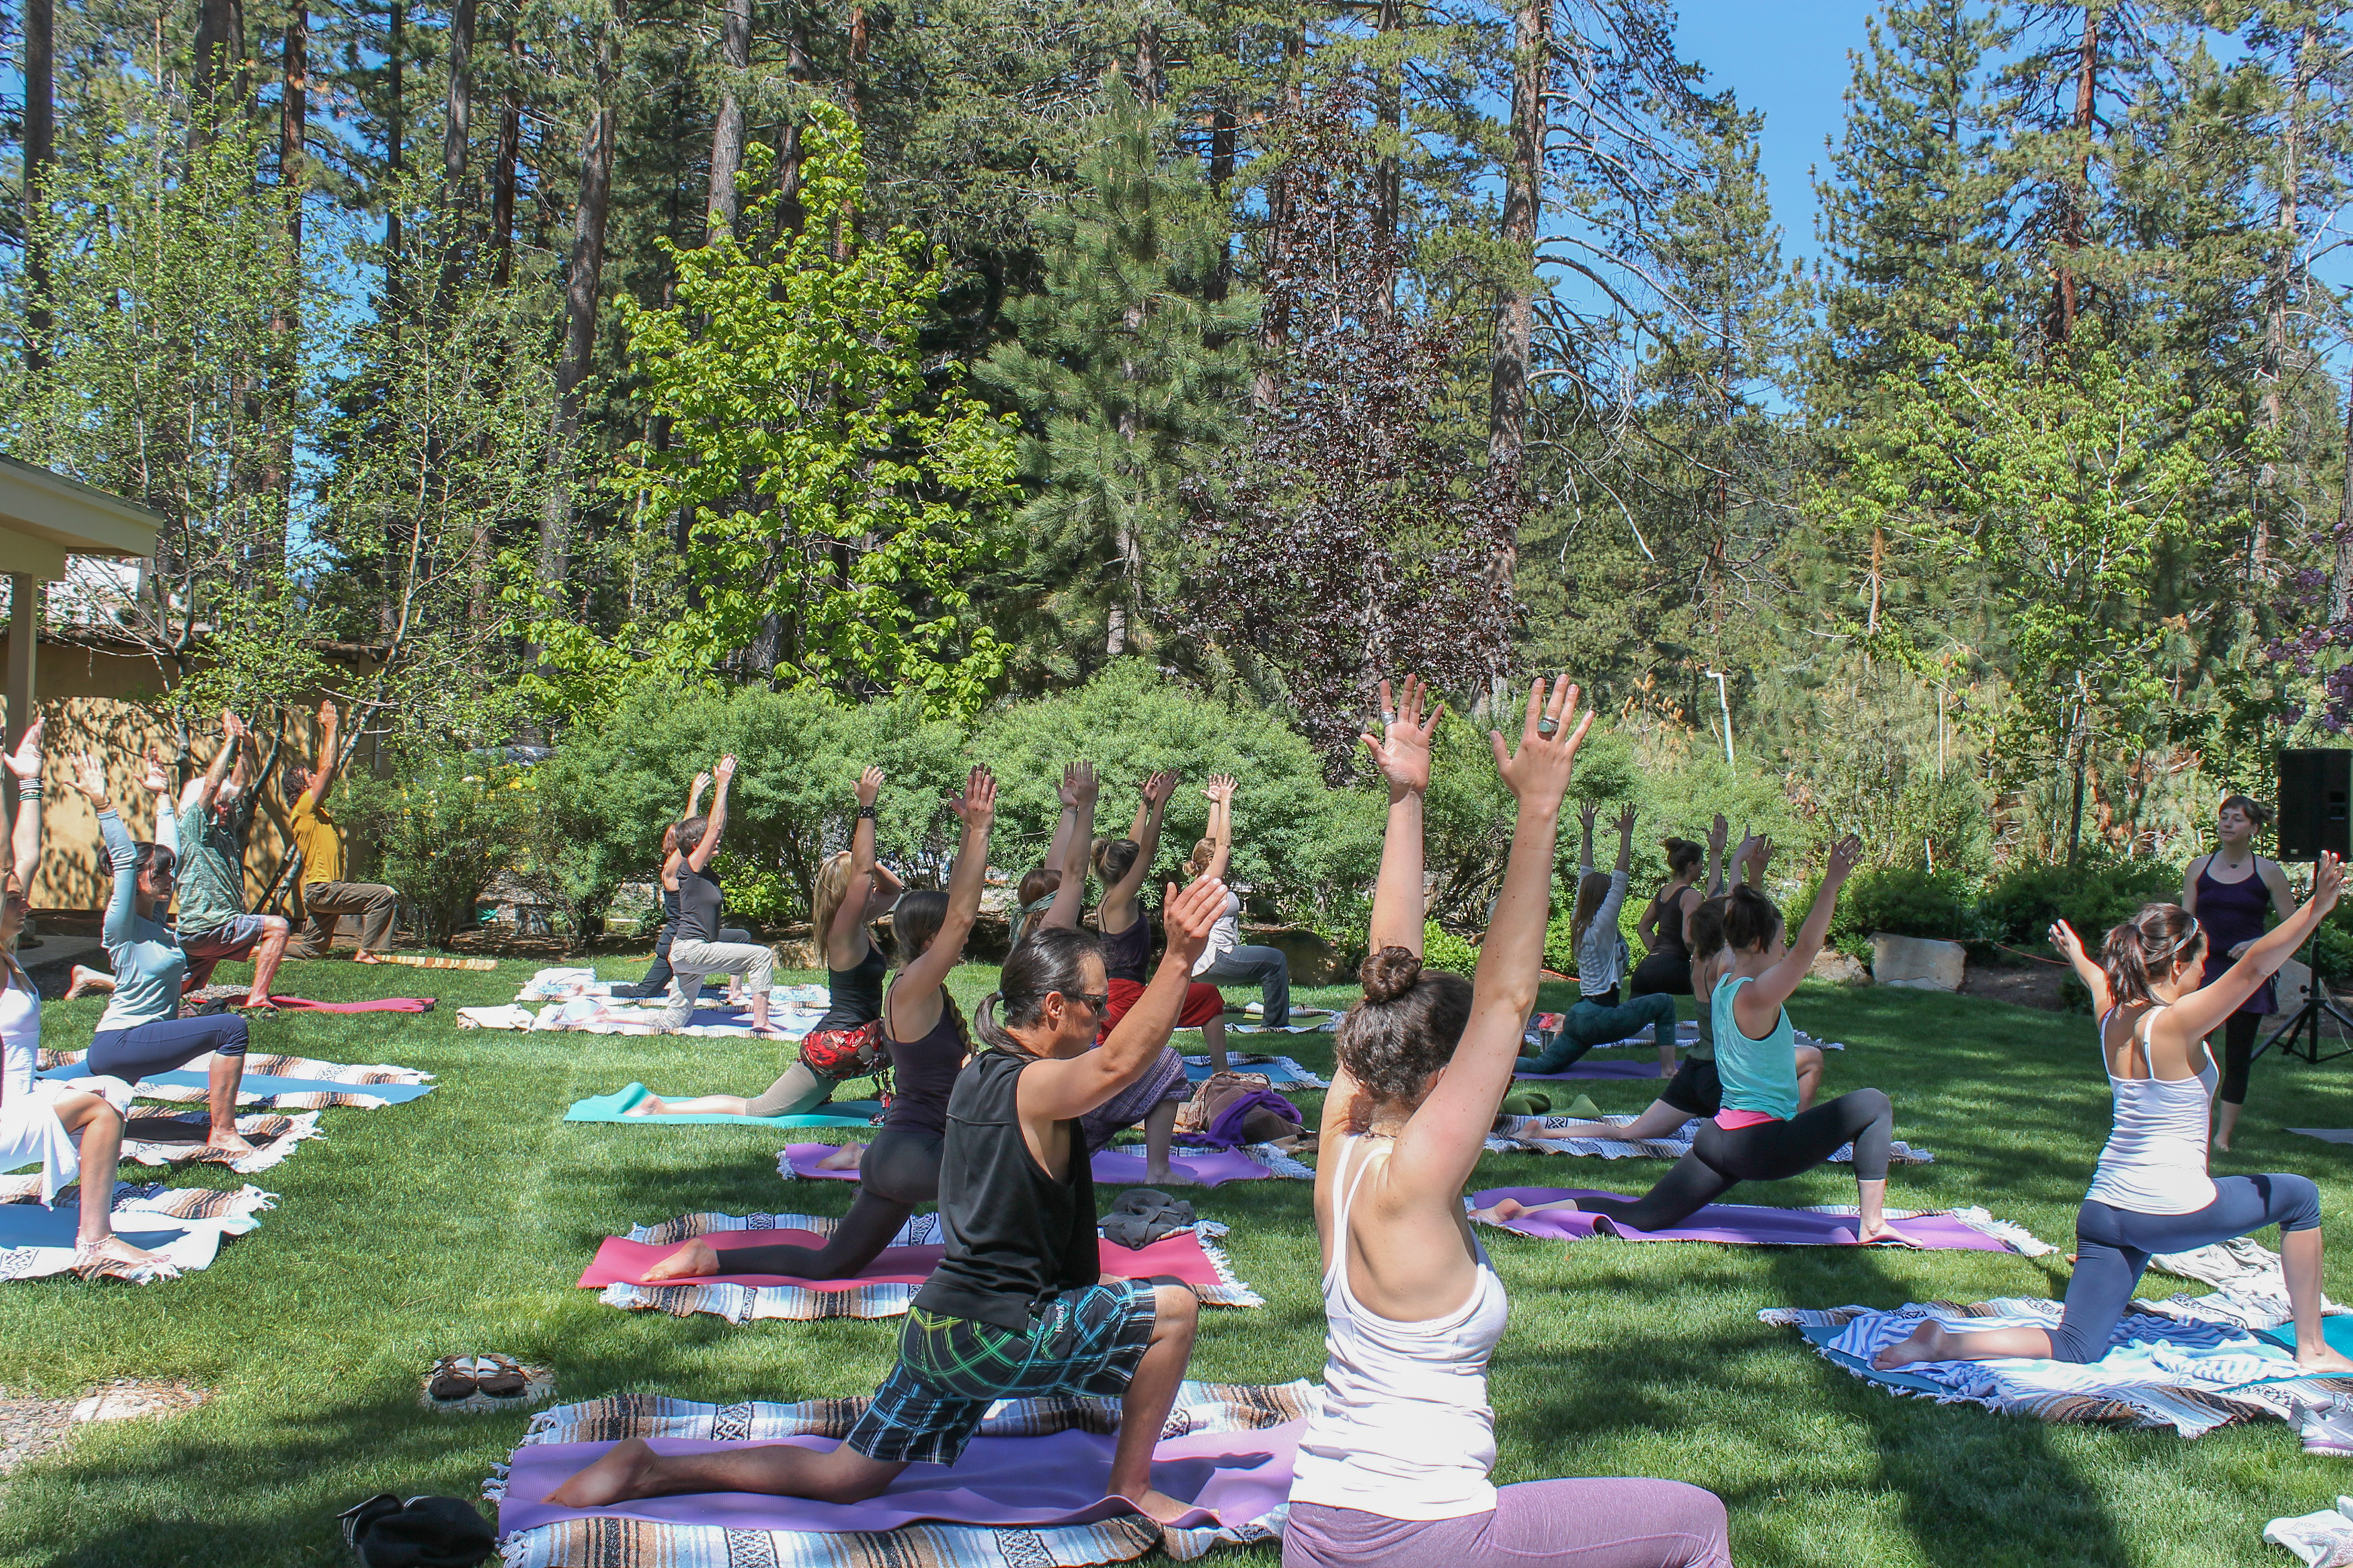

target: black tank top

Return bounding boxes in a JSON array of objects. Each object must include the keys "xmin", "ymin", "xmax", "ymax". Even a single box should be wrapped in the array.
[
  {"xmin": 912, "ymin": 1048, "xmax": 1099, "ymax": 1332},
  {"xmin": 1647, "ymin": 887, "xmax": 1693, "ymax": 961},
  {"xmin": 1100, "ymin": 912, "xmax": 1151, "ymax": 983},
  {"xmin": 815, "ymin": 939, "xmax": 887, "ymax": 1033},
  {"xmin": 676, "ymin": 864, "xmax": 724, "ymax": 944},
  {"xmin": 882, "ymin": 981, "xmax": 965, "ymax": 1137}
]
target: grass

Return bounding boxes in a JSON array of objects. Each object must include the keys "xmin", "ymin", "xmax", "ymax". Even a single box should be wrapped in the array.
[{"xmin": 2, "ymin": 955, "xmax": 2351, "ymax": 1565}]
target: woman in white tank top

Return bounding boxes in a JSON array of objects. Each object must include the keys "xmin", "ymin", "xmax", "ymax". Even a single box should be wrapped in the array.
[
  {"xmin": 1875, "ymin": 868, "xmax": 2353, "ymax": 1374},
  {"xmin": 1284, "ymin": 674, "xmax": 1729, "ymax": 1568},
  {"xmin": 0, "ymin": 717, "xmax": 167, "ymax": 1278}
]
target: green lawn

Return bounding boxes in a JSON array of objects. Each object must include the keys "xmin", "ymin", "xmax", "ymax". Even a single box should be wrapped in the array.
[{"xmin": 4, "ymin": 956, "xmax": 2351, "ymax": 1566}]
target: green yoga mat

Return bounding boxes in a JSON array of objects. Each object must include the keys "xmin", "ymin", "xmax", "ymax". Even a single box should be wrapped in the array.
[{"xmin": 565, "ymin": 1083, "xmax": 884, "ymax": 1128}]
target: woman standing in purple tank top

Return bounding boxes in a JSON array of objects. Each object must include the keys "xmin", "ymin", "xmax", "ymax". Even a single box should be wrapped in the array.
[{"xmin": 2182, "ymin": 794, "xmax": 2297, "ymax": 1151}]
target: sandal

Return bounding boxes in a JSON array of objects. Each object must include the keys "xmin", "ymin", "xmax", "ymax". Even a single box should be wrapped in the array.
[
  {"xmin": 427, "ymin": 1356, "xmax": 480, "ymax": 1403},
  {"xmin": 474, "ymin": 1355, "xmax": 528, "ymax": 1399}
]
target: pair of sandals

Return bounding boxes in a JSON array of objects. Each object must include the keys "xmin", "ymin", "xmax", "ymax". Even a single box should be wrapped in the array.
[{"xmin": 428, "ymin": 1355, "xmax": 529, "ymax": 1402}]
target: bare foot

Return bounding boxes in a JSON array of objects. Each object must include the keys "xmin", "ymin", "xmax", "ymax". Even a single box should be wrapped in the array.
[
  {"xmin": 817, "ymin": 1143, "xmax": 867, "ymax": 1171},
  {"xmin": 240, "ymin": 994, "xmax": 278, "ymax": 1013},
  {"xmin": 1872, "ymin": 1323, "xmax": 1950, "ymax": 1370},
  {"xmin": 206, "ymin": 1130, "xmax": 260, "ymax": 1159},
  {"xmin": 74, "ymin": 1233, "xmax": 169, "ymax": 1278},
  {"xmin": 1469, "ymin": 1198, "xmax": 1534, "ymax": 1225},
  {"xmin": 1856, "ymin": 1220, "xmax": 1917, "ymax": 1247},
  {"xmin": 352, "ymin": 952, "xmax": 386, "ymax": 964},
  {"xmin": 625, "ymin": 1095, "xmax": 673, "ymax": 1117},
  {"xmin": 1119, "ymin": 1487, "xmax": 1198, "ymax": 1526},
  {"xmin": 638, "ymin": 1238, "xmax": 722, "ymax": 1282},
  {"xmin": 2296, "ymin": 1346, "xmax": 2353, "ymax": 1376},
  {"xmin": 546, "ymin": 1438, "xmax": 662, "ymax": 1508},
  {"xmin": 2215, "ymin": 1136, "xmax": 2233, "ymax": 1153},
  {"xmin": 64, "ymin": 965, "xmax": 108, "ymax": 999},
  {"xmin": 1142, "ymin": 1167, "xmax": 1201, "ymax": 1188}
]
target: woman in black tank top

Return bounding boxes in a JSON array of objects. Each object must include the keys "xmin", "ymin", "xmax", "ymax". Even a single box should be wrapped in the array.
[
  {"xmin": 639, "ymin": 766, "xmax": 1001, "ymax": 1284},
  {"xmin": 1630, "ymin": 829, "xmax": 1713, "ymax": 1000}
]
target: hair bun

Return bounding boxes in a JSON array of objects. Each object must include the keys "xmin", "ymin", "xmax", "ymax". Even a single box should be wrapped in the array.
[{"xmin": 1361, "ymin": 946, "xmax": 1425, "ymax": 1005}]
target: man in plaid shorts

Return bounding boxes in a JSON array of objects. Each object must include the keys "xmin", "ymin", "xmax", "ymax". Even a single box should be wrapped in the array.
[{"xmin": 547, "ymin": 871, "xmax": 1232, "ymax": 1525}]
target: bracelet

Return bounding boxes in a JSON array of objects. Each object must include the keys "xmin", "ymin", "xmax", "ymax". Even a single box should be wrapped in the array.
[
  {"xmin": 856, "ymin": 804, "xmax": 878, "ymax": 821},
  {"xmin": 14, "ymin": 785, "xmax": 40, "ymax": 799}
]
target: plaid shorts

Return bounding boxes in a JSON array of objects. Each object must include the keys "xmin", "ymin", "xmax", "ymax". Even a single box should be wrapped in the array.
[
  {"xmin": 180, "ymin": 913, "xmax": 274, "ymax": 963},
  {"xmin": 844, "ymin": 1280, "xmax": 1159, "ymax": 1465}
]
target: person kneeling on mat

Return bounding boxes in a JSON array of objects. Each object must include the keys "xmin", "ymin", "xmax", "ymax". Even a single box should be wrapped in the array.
[
  {"xmin": 545, "ymin": 875, "xmax": 1231, "ymax": 1524},
  {"xmin": 70, "ymin": 751, "xmax": 255, "ymax": 1159},
  {"xmin": 1874, "ymin": 880, "xmax": 2353, "ymax": 1376},
  {"xmin": 1515, "ymin": 800, "xmax": 1675, "ymax": 1076}
]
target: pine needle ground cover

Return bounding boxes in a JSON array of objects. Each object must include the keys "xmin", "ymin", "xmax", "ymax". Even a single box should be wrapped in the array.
[{"xmin": 3, "ymin": 958, "xmax": 2348, "ymax": 1566}]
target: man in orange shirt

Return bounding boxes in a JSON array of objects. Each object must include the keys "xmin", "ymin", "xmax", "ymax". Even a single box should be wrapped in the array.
[{"xmin": 285, "ymin": 701, "xmax": 400, "ymax": 963}]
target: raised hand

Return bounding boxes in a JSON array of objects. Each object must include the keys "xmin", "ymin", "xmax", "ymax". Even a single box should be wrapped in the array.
[
  {"xmin": 1144, "ymin": 770, "xmax": 1179, "ymax": 808},
  {"xmin": 1578, "ymin": 800, "xmax": 1599, "ymax": 836},
  {"xmin": 1613, "ymin": 802, "xmax": 1637, "ymax": 838},
  {"xmin": 71, "ymin": 751, "xmax": 110, "ymax": 805},
  {"xmin": 713, "ymin": 753, "xmax": 737, "ymax": 784},
  {"xmin": 317, "ymin": 698, "xmax": 337, "ymax": 728},
  {"xmin": 1203, "ymin": 774, "xmax": 1237, "ymax": 805},
  {"xmin": 1706, "ymin": 813, "xmax": 1728, "ymax": 855},
  {"xmin": 1162, "ymin": 875, "xmax": 1229, "ymax": 970},
  {"xmin": 1824, "ymin": 833, "xmax": 1864, "ymax": 884},
  {"xmin": 949, "ymin": 766, "xmax": 996, "ymax": 827},
  {"xmin": 1361, "ymin": 674, "xmax": 1445, "ymax": 797},
  {"xmin": 221, "ymin": 708, "xmax": 247, "ymax": 742},
  {"xmin": 854, "ymin": 766, "xmax": 885, "ymax": 809},
  {"xmin": 2315, "ymin": 852, "xmax": 2344, "ymax": 914},
  {"xmin": 5, "ymin": 718, "xmax": 45, "ymax": 784},
  {"xmin": 1489, "ymin": 675, "xmax": 1594, "ymax": 808},
  {"xmin": 1749, "ymin": 833, "xmax": 1776, "ymax": 876},
  {"xmin": 691, "ymin": 770, "xmax": 712, "ymax": 796},
  {"xmin": 1061, "ymin": 761, "xmax": 1099, "ymax": 808},
  {"xmin": 2048, "ymin": 919, "xmax": 2086, "ymax": 967}
]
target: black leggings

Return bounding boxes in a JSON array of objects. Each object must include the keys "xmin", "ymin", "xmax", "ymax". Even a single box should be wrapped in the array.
[
  {"xmin": 88, "ymin": 1014, "xmax": 250, "ymax": 1080},
  {"xmin": 726, "ymin": 1128, "xmax": 941, "ymax": 1279},
  {"xmin": 2218, "ymin": 1011, "xmax": 2263, "ymax": 1107},
  {"xmin": 617, "ymin": 923, "xmax": 676, "ymax": 1000},
  {"xmin": 1579, "ymin": 1088, "xmax": 1895, "ymax": 1233}
]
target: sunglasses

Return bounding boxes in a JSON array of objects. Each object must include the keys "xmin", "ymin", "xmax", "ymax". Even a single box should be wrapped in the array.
[{"xmin": 1066, "ymin": 991, "xmax": 1111, "ymax": 1015}]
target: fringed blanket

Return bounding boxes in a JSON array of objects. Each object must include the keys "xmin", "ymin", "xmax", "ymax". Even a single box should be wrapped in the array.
[
  {"xmin": 0, "ymin": 1180, "xmax": 272, "ymax": 1282},
  {"xmin": 1179, "ymin": 1054, "xmax": 1327, "ymax": 1087},
  {"xmin": 118, "ymin": 1111, "xmax": 321, "ymax": 1174},
  {"xmin": 1763, "ymin": 1295, "xmax": 2353, "ymax": 1436},
  {"xmin": 590, "ymin": 1212, "xmax": 1262, "ymax": 1323},
  {"xmin": 2147, "ymin": 1234, "xmax": 2350, "ymax": 1329},
  {"xmin": 38, "ymin": 1050, "xmax": 436, "ymax": 1111},
  {"xmin": 1485, "ymin": 1113, "xmax": 1933, "ymax": 1165},
  {"xmin": 489, "ymin": 1380, "xmax": 1311, "ymax": 1568}
]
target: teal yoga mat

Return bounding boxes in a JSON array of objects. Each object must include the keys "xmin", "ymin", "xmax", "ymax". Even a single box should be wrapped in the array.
[
  {"xmin": 565, "ymin": 1084, "xmax": 883, "ymax": 1128},
  {"xmin": 2256, "ymin": 1315, "xmax": 2353, "ymax": 1358}
]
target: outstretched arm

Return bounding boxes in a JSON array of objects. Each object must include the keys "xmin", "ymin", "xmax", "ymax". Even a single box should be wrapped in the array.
[
  {"xmin": 301, "ymin": 700, "xmax": 340, "ymax": 809},
  {"xmin": 4, "ymin": 717, "xmax": 42, "ymax": 900},
  {"xmin": 1042, "ymin": 764, "xmax": 1097, "ymax": 932},
  {"xmin": 895, "ymin": 768, "xmax": 996, "ymax": 1009},
  {"xmin": 1704, "ymin": 813, "xmax": 1730, "ymax": 897},
  {"xmin": 686, "ymin": 770, "xmax": 711, "ymax": 819},
  {"xmin": 828, "ymin": 766, "xmax": 886, "ymax": 960},
  {"xmin": 1736, "ymin": 833, "xmax": 1863, "ymax": 1031},
  {"xmin": 1103, "ymin": 772, "xmax": 1177, "ymax": 913},
  {"xmin": 193, "ymin": 710, "xmax": 242, "ymax": 810},
  {"xmin": 2050, "ymin": 920, "xmax": 2110, "ymax": 1017},
  {"xmin": 1202, "ymin": 775, "xmax": 1235, "ymax": 884},
  {"xmin": 684, "ymin": 755, "xmax": 735, "ymax": 873},
  {"xmin": 1392, "ymin": 677, "xmax": 1592, "ymax": 1194},
  {"xmin": 2166, "ymin": 855, "xmax": 2345, "ymax": 1041},
  {"xmin": 1020, "ymin": 875, "xmax": 1228, "ymax": 1120}
]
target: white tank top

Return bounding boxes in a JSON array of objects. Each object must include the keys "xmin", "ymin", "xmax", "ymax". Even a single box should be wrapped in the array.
[
  {"xmin": 2084, "ymin": 1004, "xmax": 2220, "ymax": 1216},
  {"xmin": 1289, "ymin": 1134, "xmax": 1510, "ymax": 1520},
  {"xmin": 0, "ymin": 969, "xmax": 38, "ymax": 1102}
]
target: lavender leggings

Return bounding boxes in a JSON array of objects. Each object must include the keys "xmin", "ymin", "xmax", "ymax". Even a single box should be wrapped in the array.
[{"xmin": 1284, "ymin": 1480, "xmax": 1731, "ymax": 1568}]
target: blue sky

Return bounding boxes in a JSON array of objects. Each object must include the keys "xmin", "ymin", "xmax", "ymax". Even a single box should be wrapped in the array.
[{"xmin": 1674, "ymin": 0, "xmax": 1880, "ymax": 270}]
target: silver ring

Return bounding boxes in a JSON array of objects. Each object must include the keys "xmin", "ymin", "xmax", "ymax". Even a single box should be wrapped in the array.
[
  {"xmin": 1536, "ymin": 716, "xmax": 1560, "ymax": 737},
  {"xmin": 1380, "ymin": 710, "xmax": 1396, "ymax": 728}
]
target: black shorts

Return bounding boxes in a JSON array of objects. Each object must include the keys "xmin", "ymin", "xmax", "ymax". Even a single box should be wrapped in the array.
[{"xmin": 1660, "ymin": 1056, "xmax": 1721, "ymax": 1118}]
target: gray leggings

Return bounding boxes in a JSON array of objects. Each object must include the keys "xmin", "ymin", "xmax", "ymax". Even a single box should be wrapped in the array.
[
  {"xmin": 1285, "ymin": 1479, "xmax": 1730, "ymax": 1567},
  {"xmin": 746, "ymin": 1062, "xmax": 832, "ymax": 1118},
  {"xmin": 660, "ymin": 933, "xmax": 772, "ymax": 1028}
]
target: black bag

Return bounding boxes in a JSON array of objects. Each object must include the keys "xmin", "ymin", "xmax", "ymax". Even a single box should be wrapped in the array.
[{"xmin": 339, "ymin": 1494, "xmax": 497, "ymax": 1568}]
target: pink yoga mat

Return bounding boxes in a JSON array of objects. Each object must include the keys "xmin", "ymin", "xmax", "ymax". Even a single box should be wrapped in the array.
[
  {"xmin": 1470, "ymin": 1187, "xmax": 2018, "ymax": 1250},
  {"xmin": 778, "ymin": 1143, "xmax": 1274, "ymax": 1187},
  {"xmin": 1516, "ymin": 1059, "xmax": 1662, "ymax": 1081},
  {"xmin": 264, "ymin": 995, "xmax": 435, "ymax": 1013},
  {"xmin": 577, "ymin": 1227, "xmax": 1228, "ymax": 1290},
  {"xmin": 499, "ymin": 1417, "xmax": 1301, "ymax": 1536}
]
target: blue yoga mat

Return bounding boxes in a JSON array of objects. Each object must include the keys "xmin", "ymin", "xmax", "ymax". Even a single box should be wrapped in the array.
[
  {"xmin": 565, "ymin": 1084, "xmax": 883, "ymax": 1128},
  {"xmin": 2256, "ymin": 1317, "xmax": 2353, "ymax": 1358},
  {"xmin": 1179, "ymin": 1055, "xmax": 1318, "ymax": 1085},
  {"xmin": 0, "ymin": 1200, "xmax": 184, "ymax": 1252},
  {"xmin": 39, "ymin": 1064, "xmax": 436, "ymax": 1104},
  {"xmin": 1798, "ymin": 1324, "xmax": 1954, "ymax": 1395}
]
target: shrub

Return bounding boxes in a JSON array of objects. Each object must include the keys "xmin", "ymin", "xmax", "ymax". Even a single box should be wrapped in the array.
[
  {"xmin": 1829, "ymin": 866, "xmax": 1971, "ymax": 942},
  {"xmin": 340, "ymin": 751, "xmax": 534, "ymax": 947},
  {"xmin": 1545, "ymin": 911, "xmax": 1579, "ymax": 976},
  {"xmin": 2311, "ymin": 923, "xmax": 2353, "ymax": 985},
  {"xmin": 1421, "ymin": 920, "xmax": 1479, "ymax": 976},
  {"xmin": 1976, "ymin": 857, "xmax": 2182, "ymax": 945}
]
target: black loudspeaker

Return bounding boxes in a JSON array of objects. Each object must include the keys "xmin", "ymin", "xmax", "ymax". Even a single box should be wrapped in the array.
[{"xmin": 2278, "ymin": 749, "xmax": 2353, "ymax": 862}]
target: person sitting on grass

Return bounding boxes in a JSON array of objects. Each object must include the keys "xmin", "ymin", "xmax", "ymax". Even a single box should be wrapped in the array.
[
  {"xmin": 546, "ymin": 874, "xmax": 1230, "ymax": 1526},
  {"xmin": 1282, "ymin": 672, "xmax": 1729, "ymax": 1568},
  {"xmin": 1515, "ymin": 800, "xmax": 1677, "ymax": 1077},
  {"xmin": 1481, "ymin": 832, "xmax": 1901, "ymax": 1241},
  {"xmin": 286, "ymin": 700, "xmax": 402, "ymax": 964},
  {"xmin": 0, "ymin": 718, "xmax": 165, "ymax": 1279},
  {"xmin": 172, "ymin": 709, "xmax": 292, "ymax": 1009},
  {"xmin": 1521, "ymin": 835, "xmax": 1822, "ymax": 1148},
  {"xmin": 1872, "ymin": 882, "xmax": 2353, "ymax": 1376},
  {"xmin": 70, "ymin": 750, "xmax": 255, "ymax": 1159},
  {"xmin": 635, "ymin": 768, "xmax": 998, "ymax": 1269}
]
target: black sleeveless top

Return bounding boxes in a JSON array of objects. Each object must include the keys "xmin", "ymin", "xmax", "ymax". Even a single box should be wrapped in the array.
[
  {"xmin": 883, "ymin": 981, "xmax": 966, "ymax": 1137},
  {"xmin": 1646, "ymin": 886, "xmax": 1693, "ymax": 961},
  {"xmin": 1100, "ymin": 912, "xmax": 1152, "ymax": 983},
  {"xmin": 676, "ymin": 864, "xmax": 725, "ymax": 944},
  {"xmin": 912, "ymin": 1049, "xmax": 1099, "ymax": 1332},
  {"xmin": 815, "ymin": 939, "xmax": 887, "ymax": 1033}
]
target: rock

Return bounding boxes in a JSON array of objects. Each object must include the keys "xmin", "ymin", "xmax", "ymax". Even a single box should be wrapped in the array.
[
  {"xmin": 1810, "ymin": 948, "xmax": 1870, "ymax": 986},
  {"xmin": 1870, "ymin": 932, "xmax": 1966, "ymax": 992}
]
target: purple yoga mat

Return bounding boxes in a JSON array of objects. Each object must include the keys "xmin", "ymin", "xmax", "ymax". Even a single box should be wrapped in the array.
[
  {"xmin": 1469, "ymin": 1187, "xmax": 2016, "ymax": 1250},
  {"xmin": 780, "ymin": 1143, "xmax": 1273, "ymax": 1186},
  {"xmin": 500, "ymin": 1418, "xmax": 1302, "ymax": 1535},
  {"xmin": 1515, "ymin": 1059, "xmax": 1663, "ymax": 1081}
]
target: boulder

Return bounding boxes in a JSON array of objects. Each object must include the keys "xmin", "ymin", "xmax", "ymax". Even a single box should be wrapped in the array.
[
  {"xmin": 1810, "ymin": 948, "xmax": 1870, "ymax": 987},
  {"xmin": 1870, "ymin": 932, "xmax": 1965, "ymax": 992}
]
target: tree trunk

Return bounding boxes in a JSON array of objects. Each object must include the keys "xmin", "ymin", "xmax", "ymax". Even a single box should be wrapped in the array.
[
  {"xmin": 490, "ymin": 26, "xmax": 520, "ymax": 286},
  {"xmin": 22, "ymin": 0, "xmax": 54, "ymax": 375},
  {"xmin": 2330, "ymin": 362, "xmax": 2353, "ymax": 624},
  {"xmin": 1133, "ymin": 21, "xmax": 1161, "ymax": 108},
  {"xmin": 264, "ymin": 1, "xmax": 305, "ymax": 572},
  {"xmin": 385, "ymin": 0, "xmax": 407, "ymax": 329},
  {"xmin": 2049, "ymin": 7, "xmax": 2097, "ymax": 346},
  {"xmin": 778, "ymin": 18, "xmax": 810, "ymax": 235},
  {"xmin": 442, "ymin": 0, "xmax": 475, "ymax": 200},
  {"xmin": 846, "ymin": 6, "xmax": 869, "ymax": 122},
  {"xmin": 1373, "ymin": 0, "xmax": 1402, "ymax": 254},
  {"xmin": 2256, "ymin": 24, "xmax": 2311, "ymax": 584},
  {"xmin": 1205, "ymin": 88, "xmax": 1236, "ymax": 304},
  {"xmin": 542, "ymin": 22, "xmax": 621, "ymax": 593},
  {"xmin": 1486, "ymin": 0, "xmax": 1547, "ymax": 469},
  {"xmin": 1253, "ymin": 26, "xmax": 1306, "ymax": 413},
  {"xmin": 707, "ymin": 0, "xmax": 752, "ymax": 241},
  {"xmin": 193, "ymin": 0, "xmax": 237, "ymax": 128}
]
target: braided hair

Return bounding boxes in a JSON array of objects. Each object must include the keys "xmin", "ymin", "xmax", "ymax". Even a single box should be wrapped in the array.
[
  {"xmin": 2100, "ymin": 904, "xmax": 2206, "ymax": 1008},
  {"xmin": 1336, "ymin": 946, "xmax": 1474, "ymax": 1104}
]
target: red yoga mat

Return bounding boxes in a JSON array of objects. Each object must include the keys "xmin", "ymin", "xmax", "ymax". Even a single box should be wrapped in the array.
[
  {"xmin": 577, "ymin": 1227, "xmax": 1225, "ymax": 1291},
  {"xmin": 264, "ymin": 995, "xmax": 436, "ymax": 1013}
]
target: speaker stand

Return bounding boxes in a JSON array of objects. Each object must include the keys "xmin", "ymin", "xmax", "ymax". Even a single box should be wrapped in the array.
[{"xmin": 2256, "ymin": 929, "xmax": 2353, "ymax": 1067}]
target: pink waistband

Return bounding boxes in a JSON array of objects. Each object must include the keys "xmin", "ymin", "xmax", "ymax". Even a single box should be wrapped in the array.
[{"xmin": 1713, "ymin": 1108, "xmax": 1781, "ymax": 1130}]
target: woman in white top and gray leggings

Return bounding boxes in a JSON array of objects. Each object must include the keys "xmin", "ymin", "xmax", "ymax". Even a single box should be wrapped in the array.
[
  {"xmin": 1286, "ymin": 673, "xmax": 1728, "ymax": 1568},
  {"xmin": 1875, "ymin": 874, "xmax": 2353, "ymax": 1374},
  {"xmin": 656, "ymin": 756, "xmax": 778, "ymax": 1035}
]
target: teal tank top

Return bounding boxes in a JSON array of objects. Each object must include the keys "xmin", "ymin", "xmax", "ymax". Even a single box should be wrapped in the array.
[{"xmin": 1710, "ymin": 975, "xmax": 1799, "ymax": 1120}]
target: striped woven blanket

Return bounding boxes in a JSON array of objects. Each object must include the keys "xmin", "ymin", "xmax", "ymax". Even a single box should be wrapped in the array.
[
  {"xmin": 1486, "ymin": 1112, "xmax": 1933, "ymax": 1165},
  {"xmin": 0, "ymin": 1180, "xmax": 273, "ymax": 1282},
  {"xmin": 36, "ymin": 1050, "xmax": 434, "ymax": 1110},
  {"xmin": 490, "ymin": 1380, "xmax": 1311, "ymax": 1568}
]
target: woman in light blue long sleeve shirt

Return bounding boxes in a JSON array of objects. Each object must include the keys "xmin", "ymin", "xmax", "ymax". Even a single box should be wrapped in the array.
[{"xmin": 71, "ymin": 751, "xmax": 255, "ymax": 1157}]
